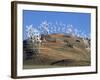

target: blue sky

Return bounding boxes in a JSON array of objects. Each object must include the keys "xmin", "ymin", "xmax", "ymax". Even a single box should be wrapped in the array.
[{"xmin": 23, "ymin": 10, "xmax": 91, "ymax": 40}]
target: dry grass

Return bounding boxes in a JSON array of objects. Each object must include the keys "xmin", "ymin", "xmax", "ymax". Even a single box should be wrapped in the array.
[{"xmin": 23, "ymin": 34, "xmax": 91, "ymax": 69}]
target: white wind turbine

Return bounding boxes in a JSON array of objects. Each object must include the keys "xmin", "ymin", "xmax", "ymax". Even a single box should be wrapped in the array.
[
  {"xmin": 66, "ymin": 24, "xmax": 74, "ymax": 36},
  {"xmin": 26, "ymin": 24, "xmax": 34, "ymax": 39},
  {"xmin": 40, "ymin": 21, "xmax": 49, "ymax": 35}
]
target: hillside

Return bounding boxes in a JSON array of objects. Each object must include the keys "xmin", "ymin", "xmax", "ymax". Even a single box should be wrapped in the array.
[{"xmin": 23, "ymin": 34, "xmax": 91, "ymax": 69}]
